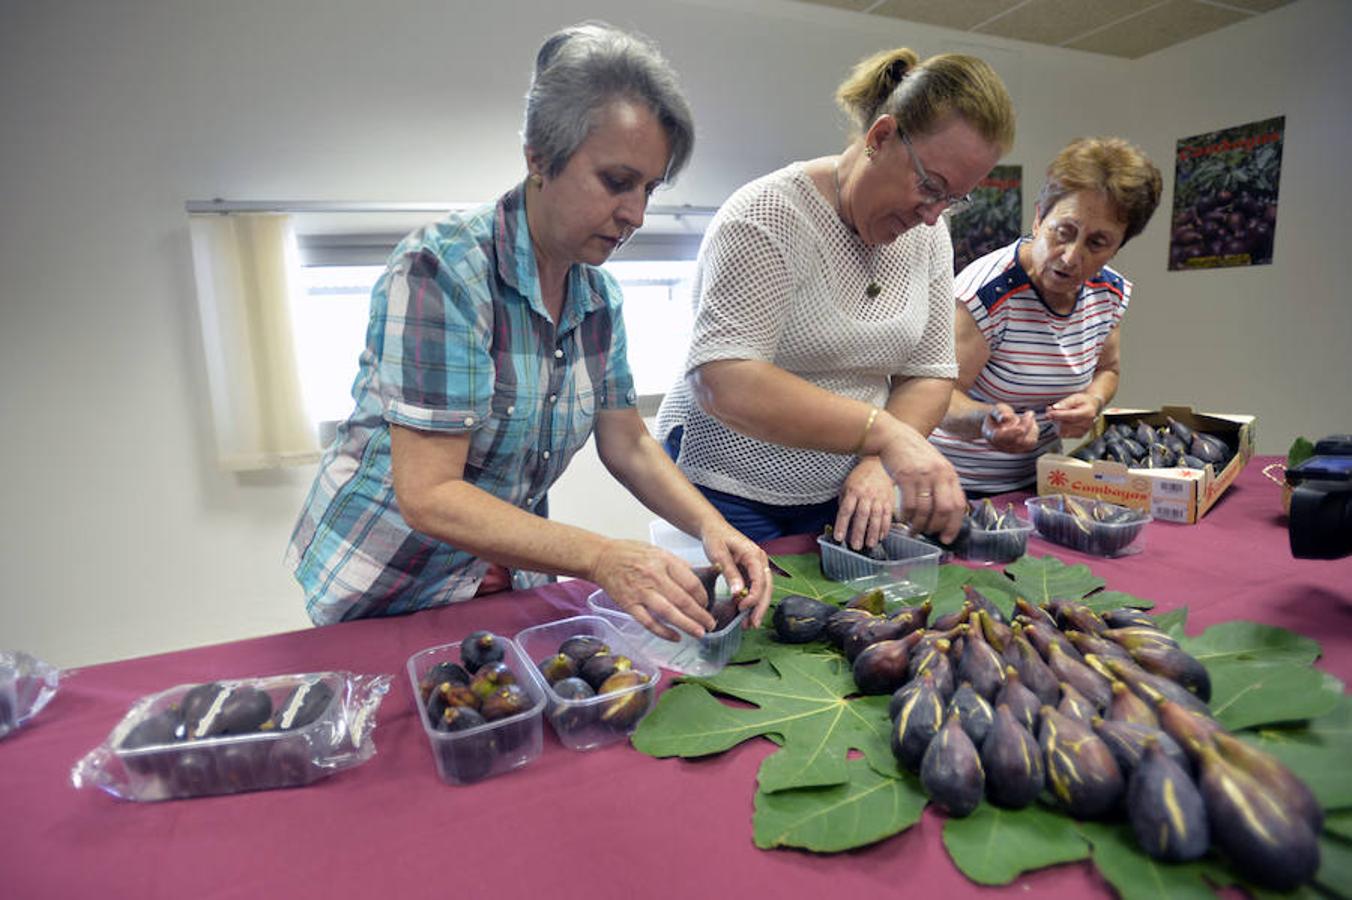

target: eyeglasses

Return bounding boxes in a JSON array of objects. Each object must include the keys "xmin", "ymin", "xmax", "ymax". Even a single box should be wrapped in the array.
[{"xmin": 899, "ymin": 132, "xmax": 972, "ymax": 215}]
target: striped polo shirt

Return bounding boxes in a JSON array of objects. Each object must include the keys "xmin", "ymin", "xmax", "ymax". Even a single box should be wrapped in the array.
[
  {"xmin": 287, "ymin": 182, "xmax": 637, "ymax": 625},
  {"xmin": 930, "ymin": 238, "xmax": 1130, "ymax": 493}
]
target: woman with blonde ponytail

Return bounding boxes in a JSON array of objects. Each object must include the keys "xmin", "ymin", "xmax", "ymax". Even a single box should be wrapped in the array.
[{"xmin": 656, "ymin": 48, "xmax": 1014, "ymax": 548}]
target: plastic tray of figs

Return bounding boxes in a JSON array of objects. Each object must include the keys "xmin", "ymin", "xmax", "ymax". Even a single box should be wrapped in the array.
[
  {"xmin": 954, "ymin": 514, "xmax": 1034, "ymax": 564},
  {"xmin": 514, "ymin": 615, "xmax": 660, "ymax": 752},
  {"xmin": 817, "ymin": 529, "xmax": 942, "ymax": 601},
  {"xmin": 407, "ymin": 638, "xmax": 546, "ymax": 786},
  {"xmin": 0, "ymin": 650, "xmax": 60, "ymax": 740},
  {"xmin": 586, "ymin": 587, "xmax": 747, "ymax": 677},
  {"xmin": 1025, "ymin": 495, "xmax": 1151, "ymax": 557},
  {"xmin": 98, "ymin": 673, "xmax": 361, "ymax": 801}
]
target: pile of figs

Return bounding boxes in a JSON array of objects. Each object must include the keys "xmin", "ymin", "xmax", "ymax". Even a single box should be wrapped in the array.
[
  {"xmin": 1071, "ymin": 416, "xmax": 1234, "ymax": 472},
  {"xmin": 534, "ymin": 633, "xmax": 653, "ymax": 737},
  {"xmin": 117, "ymin": 676, "xmax": 337, "ymax": 797},
  {"xmin": 418, "ymin": 630, "xmax": 538, "ymax": 782},
  {"xmin": 772, "ymin": 587, "xmax": 1322, "ymax": 890},
  {"xmin": 1027, "ymin": 494, "xmax": 1149, "ymax": 557}
]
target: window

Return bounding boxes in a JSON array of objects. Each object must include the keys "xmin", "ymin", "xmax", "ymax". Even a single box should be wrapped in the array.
[{"xmin": 291, "ymin": 257, "xmax": 697, "ymax": 430}]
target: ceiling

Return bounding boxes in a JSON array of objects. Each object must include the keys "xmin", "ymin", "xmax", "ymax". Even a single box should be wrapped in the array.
[{"xmin": 797, "ymin": 0, "xmax": 1295, "ymax": 59}]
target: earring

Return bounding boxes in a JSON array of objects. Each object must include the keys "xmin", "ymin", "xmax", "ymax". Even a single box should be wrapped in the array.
[
  {"xmin": 864, "ymin": 145, "xmax": 876, "ymax": 160},
  {"xmin": 530, "ymin": 173, "xmax": 544, "ymax": 187}
]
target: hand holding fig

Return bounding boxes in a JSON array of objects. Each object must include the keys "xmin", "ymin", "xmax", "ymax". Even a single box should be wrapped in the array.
[
  {"xmin": 696, "ymin": 520, "xmax": 772, "ymax": 628},
  {"xmin": 1047, "ymin": 392, "xmax": 1103, "ymax": 438},
  {"xmin": 589, "ymin": 539, "xmax": 716, "ymax": 641},
  {"xmin": 981, "ymin": 404, "xmax": 1039, "ymax": 452},
  {"xmin": 834, "ymin": 457, "xmax": 896, "ymax": 552}
]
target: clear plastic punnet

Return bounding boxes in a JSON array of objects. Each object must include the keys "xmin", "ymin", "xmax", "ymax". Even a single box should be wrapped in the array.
[
  {"xmin": 0, "ymin": 650, "xmax": 60, "ymax": 739},
  {"xmin": 515, "ymin": 615, "xmax": 659, "ymax": 752},
  {"xmin": 407, "ymin": 636, "xmax": 546, "ymax": 785},
  {"xmin": 586, "ymin": 582, "xmax": 747, "ymax": 677},
  {"xmin": 817, "ymin": 528, "xmax": 942, "ymax": 601},
  {"xmin": 1025, "ymin": 495, "xmax": 1151, "ymax": 557},
  {"xmin": 71, "ymin": 671, "xmax": 392, "ymax": 801}
]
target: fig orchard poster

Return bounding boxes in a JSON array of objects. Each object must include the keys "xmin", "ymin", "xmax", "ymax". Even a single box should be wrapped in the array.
[
  {"xmin": 950, "ymin": 165, "xmax": 1022, "ymax": 275},
  {"xmin": 1168, "ymin": 116, "xmax": 1283, "ymax": 271}
]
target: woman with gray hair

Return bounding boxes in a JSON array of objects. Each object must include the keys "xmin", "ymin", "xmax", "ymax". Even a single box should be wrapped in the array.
[{"xmin": 288, "ymin": 23, "xmax": 770, "ymax": 639}]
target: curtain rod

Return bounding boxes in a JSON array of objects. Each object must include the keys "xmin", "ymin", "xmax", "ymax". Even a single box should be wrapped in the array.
[{"xmin": 185, "ymin": 199, "xmax": 718, "ymax": 218}]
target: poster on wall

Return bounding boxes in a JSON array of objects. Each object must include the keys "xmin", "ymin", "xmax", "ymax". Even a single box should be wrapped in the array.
[
  {"xmin": 1168, "ymin": 115, "xmax": 1284, "ymax": 271},
  {"xmin": 949, "ymin": 165, "xmax": 1022, "ymax": 275}
]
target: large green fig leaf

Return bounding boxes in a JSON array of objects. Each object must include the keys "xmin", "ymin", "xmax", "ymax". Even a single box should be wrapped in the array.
[
  {"xmin": 1240, "ymin": 694, "xmax": 1352, "ymax": 808},
  {"xmin": 941, "ymin": 804, "xmax": 1089, "ymax": 884},
  {"xmin": 1325, "ymin": 810, "xmax": 1352, "ymax": 841},
  {"xmin": 768, "ymin": 552, "xmax": 856, "ymax": 603},
  {"xmin": 1153, "ymin": 606, "xmax": 1190, "ymax": 639},
  {"xmin": 1078, "ymin": 589, "xmax": 1155, "ymax": 614},
  {"xmin": 752, "ymin": 758, "xmax": 927, "ymax": 852},
  {"xmin": 1208, "ymin": 664, "xmax": 1343, "ymax": 730},
  {"xmin": 1003, "ymin": 555, "xmax": 1106, "ymax": 605},
  {"xmin": 1316, "ymin": 833, "xmax": 1352, "ymax": 899},
  {"xmin": 1077, "ymin": 821, "xmax": 1225, "ymax": 900},
  {"xmin": 963, "ymin": 567, "xmax": 1021, "ymax": 617},
  {"xmin": 928, "ymin": 564, "xmax": 977, "ymax": 619},
  {"xmin": 631, "ymin": 653, "xmax": 896, "ymax": 793},
  {"xmin": 1179, "ymin": 620, "xmax": 1322, "ymax": 667}
]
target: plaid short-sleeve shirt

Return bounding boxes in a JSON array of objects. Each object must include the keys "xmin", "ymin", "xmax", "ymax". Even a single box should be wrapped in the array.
[{"xmin": 287, "ymin": 182, "xmax": 637, "ymax": 624}]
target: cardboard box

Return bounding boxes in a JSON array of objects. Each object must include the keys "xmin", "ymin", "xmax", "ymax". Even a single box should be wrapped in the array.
[{"xmin": 1036, "ymin": 405, "xmax": 1255, "ymax": 524}]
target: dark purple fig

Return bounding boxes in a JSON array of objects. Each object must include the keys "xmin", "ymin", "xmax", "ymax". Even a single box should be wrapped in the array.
[
  {"xmin": 1162, "ymin": 434, "xmax": 1190, "ymax": 458},
  {"xmin": 120, "ymin": 709, "xmax": 183, "ymax": 777},
  {"xmin": 709, "ymin": 596, "xmax": 740, "ymax": 631},
  {"xmin": 1056, "ymin": 681, "xmax": 1098, "ymax": 724},
  {"xmin": 1178, "ymin": 454, "xmax": 1209, "ymax": 469},
  {"xmin": 419, "ymin": 661, "xmax": 471, "ymax": 700},
  {"xmin": 433, "ymin": 707, "xmax": 494, "ymax": 782},
  {"xmin": 580, "ymin": 654, "xmax": 633, "ymax": 692},
  {"xmin": 1007, "ymin": 629, "xmax": 1060, "ymax": 707},
  {"xmin": 179, "ymin": 682, "xmax": 228, "ymax": 739},
  {"xmin": 1101, "ymin": 608, "xmax": 1158, "ymax": 629},
  {"xmin": 888, "ymin": 672, "xmax": 926, "ymax": 721},
  {"xmin": 460, "ymin": 630, "xmax": 506, "ymax": 673},
  {"xmin": 1212, "ymin": 731, "xmax": 1322, "ymax": 833},
  {"xmin": 480, "ymin": 683, "xmax": 532, "ymax": 722},
  {"xmin": 1046, "ymin": 642, "xmax": 1112, "ymax": 710},
  {"xmin": 1080, "ymin": 652, "xmax": 1118, "ymax": 683},
  {"xmin": 907, "ymin": 638, "xmax": 955, "ymax": 700},
  {"xmin": 891, "ymin": 671, "xmax": 945, "ymax": 771},
  {"xmin": 994, "ymin": 666, "xmax": 1040, "ymax": 732},
  {"xmin": 552, "ymin": 676, "xmax": 594, "ymax": 701},
  {"xmin": 1128, "ymin": 739, "xmax": 1210, "ymax": 862},
  {"xmin": 537, "ymin": 653, "xmax": 580, "ymax": 686},
  {"xmin": 1156, "ymin": 700, "xmax": 1222, "ymax": 761},
  {"xmin": 1039, "ymin": 706, "xmax": 1124, "ymax": 819},
  {"xmin": 957, "ymin": 619, "xmax": 1006, "ymax": 701},
  {"xmin": 1189, "ymin": 433, "xmax": 1226, "ymax": 465},
  {"xmin": 1065, "ymin": 630, "xmax": 1133, "ymax": 664},
  {"xmin": 558, "ymin": 634, "xmax": 609, "ymax": 665},
  {"xmin": 168, "ymin": 749, "xmax": 219, "ymax": 797},
  {"xmin": 1146, "ymin": 444, "xmax": 1176, "ymax": 468},
  {"xmin": 853, "ymin": 637, "xmax": 918, "ymax": 694},
  {"xmin": 549, "ymin": 676, "xmax": 597, "ymax": 732},
  {"xmin": 598, "ymin": 671, "xmax": 651, "ymax": 729},
  {"xmin": 469, "ymin": 661, "xmax": 518, "ymax": 699},
  {"xmin": 886, "ymin": 599, "xmax": 931, "ymax": 636},
  {"xmin": 962, "ymin": 585, "xmax": 1008, "ymax": 624},
  {"xmin": 772, "ymin": 595, "xmax": 837, "ymax": 643},
  {"xmin": 1126, "ymin": 643, "xmax": 1211, "ymax": 702},
  {"xmin": 1021, "ymin": 618, "xmax": 1084, "ymax": 664},
  {"xmin": 825, "ymin": 608, "xmax": 876, "ymax": 648},
  {"xmin": 1051, "ymin": 601, "xmax": 1107, "ymax": 635},
  {"xmin": 1106, "ymin": 680, "xmax": 1158, "ymax": 728},
  {"xmin": 1108, "ymin": 658, "xmax": 1212, "ymax": 717},
  {"xmin": 930, "ymin": 601, "xmax": 972, "ymax": 632},
  {"xmin": 921, "ymin": 711, "xmax": 985, "ymax": 818},
  {"xmin": 843, "ymin": 617, "xmax": 908, "ymax": 662},
  {"xmin": 945, "ymin": 681, "xmax": 995, "ymax": 747},
  {"xmin": 1133, "ymin": 421, "xmax": 1158, "ymax": 447},
  {"xmin": 981, "ymin": 704, "xmax": 1044, "ymax": 809},
  {"xmin": 1013, "ymin": 597, "xmax": 1057, "ymax": 628},
  {"xmin": 845, "ymin": 587, "xmax": 887, "ymax": 615},
  {"xmin": 1197, "ymin": 744, "xmax": 1320, "ymax": 890},
  {"xmin": 1102, "ymin": 625, "xmax": 1179, "ymax": 653},
  {"xmin": 218, "ymin": 742, "xmax": 266, "ymax": 792},
  {"xmin": 1092, "ymin": 716, "xmax": 1188, "ymax": 777},
  {"xmin": 428, "ymin": 681, "xmax": 479, "ymax": 725},
  {"xmin": 271, "ymin": 680, "xmax": 334, "ymax": 731},
  {"xmin": 202, "ymin": 685, "xmax": 273, "ymax": 737},
  {"xmin": 692, "ymin": 564, "xmax": 723, "ymax": 608}
]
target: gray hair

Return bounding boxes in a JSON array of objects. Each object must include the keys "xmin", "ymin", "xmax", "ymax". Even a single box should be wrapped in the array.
[{"xmin": 523, "ymin": 22, "xmax": 694, "ymax": 182}]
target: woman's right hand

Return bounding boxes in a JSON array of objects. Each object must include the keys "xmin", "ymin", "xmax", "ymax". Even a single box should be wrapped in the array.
[
  {"xmin": 589, "ymin": 539, "xmax": 717, "ymax": 641},
  {"xmin": 981, "ymin": 403, "xmax": 1041, "ymax": 452},
  {"xmin": 874, "ymin": 418, "xmax": 966, "ymax": 543}
]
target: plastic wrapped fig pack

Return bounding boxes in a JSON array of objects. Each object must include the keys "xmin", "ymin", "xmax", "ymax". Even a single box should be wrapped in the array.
[
  {"xmin": 0, "ymin": 650, "xmax": 61, "ymax": 739},
  {"xmin": 71, "ymin": 671, "xmax": 391, "ymax": 801}
]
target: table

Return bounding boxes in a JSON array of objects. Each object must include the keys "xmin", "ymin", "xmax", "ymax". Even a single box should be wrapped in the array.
[{"xmin": 3, "ymin": 457, "xmax": 1348, "ymax": 899}]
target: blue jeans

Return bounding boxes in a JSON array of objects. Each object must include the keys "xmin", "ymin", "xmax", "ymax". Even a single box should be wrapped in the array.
[{"xmin": 664, "ymin": 426, "xmax": 838, "ymax": 542}]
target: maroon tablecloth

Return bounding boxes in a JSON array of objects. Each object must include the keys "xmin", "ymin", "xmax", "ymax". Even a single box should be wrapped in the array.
[{"xmin": 3, "ymin": 457, "xmax": 1349, "ymax": 899}]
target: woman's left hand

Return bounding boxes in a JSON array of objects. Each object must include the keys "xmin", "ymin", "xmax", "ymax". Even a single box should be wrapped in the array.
[
  {"xmin": 835, "ymin": 457, "xmax": 895, "ymax": 551},
  {"xmin": 700, "ymin": 522, "xmax": 773, "ymax": 628},
  {"xmin": 1047, "ymin": 392, "xmax": 1103, "ymax": 438}
]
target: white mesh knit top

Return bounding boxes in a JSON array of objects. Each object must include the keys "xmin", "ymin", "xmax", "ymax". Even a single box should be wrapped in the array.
[{"xmin": 655, "ymin": 162, "xmax": 959, "ymax": 505}]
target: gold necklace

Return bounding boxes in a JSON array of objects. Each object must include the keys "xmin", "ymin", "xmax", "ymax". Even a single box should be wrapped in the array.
[{"xmin": 833, "ymin": 158, "xmax": 882, "ymax": 300}]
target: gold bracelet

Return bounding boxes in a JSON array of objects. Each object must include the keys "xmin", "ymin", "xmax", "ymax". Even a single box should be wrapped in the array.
[{"xmin": 854, "ymin": 407, "xmax": 880, "ymax": 454}]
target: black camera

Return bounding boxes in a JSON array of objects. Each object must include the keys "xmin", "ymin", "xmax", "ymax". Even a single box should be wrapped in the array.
[{"xmin": 1286, "ymin": 435, "xmax": 1352, "ymax": 559}]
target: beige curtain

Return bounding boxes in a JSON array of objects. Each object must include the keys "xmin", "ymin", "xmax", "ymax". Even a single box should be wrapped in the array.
[{"xmin": 189, "ymin": 213, "xmax": 321, "ymax": 470}]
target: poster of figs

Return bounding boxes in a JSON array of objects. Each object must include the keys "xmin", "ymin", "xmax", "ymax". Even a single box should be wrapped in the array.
[
  {"xmin": 949, "ymin": 165, "xmax": 1022, "ymax": 275},
  {"xmin": 1168, "ymin": 116, "xmax": 1284, "ymax": 271}
]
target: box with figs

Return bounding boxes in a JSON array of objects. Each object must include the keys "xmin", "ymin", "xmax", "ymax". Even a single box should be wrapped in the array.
[
  {"xmin": 782, "ymin": 585, "xmax": 1323, "ymax": 891},
  {"xmin": 72, "ymin": 671, "xmax": 391, "ymax": 801},
  {"xmin": 408, "ymin": 632, "xmax": 546, "ymax": 785},
  {"xmin": 514, "ymin": 615, "xmax": 658, "ymax": 751}
]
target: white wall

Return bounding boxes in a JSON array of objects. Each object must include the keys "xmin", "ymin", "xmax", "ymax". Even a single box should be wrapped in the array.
[{"xmin": 1, "ymin": 0, "xmax": 1345, "ymax": 667}]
